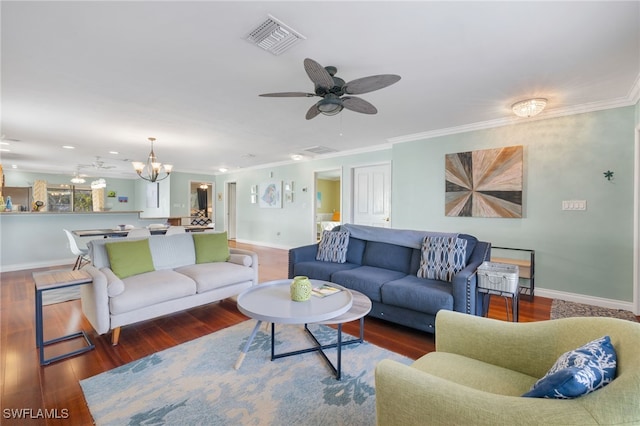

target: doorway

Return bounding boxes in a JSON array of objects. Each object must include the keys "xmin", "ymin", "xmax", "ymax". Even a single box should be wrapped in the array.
[
  {"xmin": 314, "ymin": 169, "xmax": 342, "ymax": 240},
  {"xmin": 189, "ymin": 181, "xmax": 213, "ymax": 226}
]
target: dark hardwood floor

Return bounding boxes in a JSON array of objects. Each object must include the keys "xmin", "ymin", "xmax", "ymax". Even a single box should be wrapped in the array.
[{"xmin": 0, "ymin": 241, "xmax": 553, "ymax": 425}]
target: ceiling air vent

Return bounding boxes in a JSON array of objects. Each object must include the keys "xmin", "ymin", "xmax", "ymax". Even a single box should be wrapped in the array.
[
  {"xmin": 246, "ymin": 15, "xmax": 305, "ymax": 56},
  {"xmin": 304, "ymin": 146, "xmax": 338, "ymax": 155}
]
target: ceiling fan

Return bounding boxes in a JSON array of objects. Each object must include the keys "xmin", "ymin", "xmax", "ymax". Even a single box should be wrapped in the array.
[
  {"xmin": 79, "ymin": 156, "xmax": 116, "ymax": 170},
  {"xmin": 260, "ymin": 58, "xmax": 401, "ymax": 120}
]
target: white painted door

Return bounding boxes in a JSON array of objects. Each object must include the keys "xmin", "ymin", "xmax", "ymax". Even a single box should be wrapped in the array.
[{"xmin": 353, "ymin": 163, "xmax": 391, "ymax": 227}]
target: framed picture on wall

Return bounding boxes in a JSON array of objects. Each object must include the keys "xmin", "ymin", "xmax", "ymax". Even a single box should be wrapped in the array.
[{"xmin": 258, "ymin": 181, "xmax": 282, "ymax": 208}]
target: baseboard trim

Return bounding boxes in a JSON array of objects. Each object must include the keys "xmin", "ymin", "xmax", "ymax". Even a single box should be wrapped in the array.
[
  {"xmin": 536, "ymin": 287, "xmax": 636, "ymax": 314},
  {"xmin": 0, "ymin": 258, "xmax": 76, "ymax": 273},
  {"xmin": 233, "ymin": 239, "xmax": 293, "ymax": 251}
]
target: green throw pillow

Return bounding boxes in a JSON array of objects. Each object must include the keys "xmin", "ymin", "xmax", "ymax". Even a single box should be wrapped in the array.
[
  {"xmin": 105, "ymin": 239, "xmax": 155, "ymax": 279},
  {"xmin": 193, "ymin": 232, "xmax": 230, "ymax": 263}
]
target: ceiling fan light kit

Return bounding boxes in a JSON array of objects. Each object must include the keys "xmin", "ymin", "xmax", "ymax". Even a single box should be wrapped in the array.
[
  {"xmin": 512, "ymin": 98, "xmax": 547, "ymax": 118},
  {"xmin": 132, "ymin": 137, "xmax": 173, "ymax": 183},
  {"xmin": 260, "ymin": 58, "xmax": 401, "ymax": 119}
]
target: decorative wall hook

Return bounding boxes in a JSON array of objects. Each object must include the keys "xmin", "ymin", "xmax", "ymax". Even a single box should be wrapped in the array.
[{"xmin": 604, "ymin": 170, "xmax": 614, "ymax": 181}]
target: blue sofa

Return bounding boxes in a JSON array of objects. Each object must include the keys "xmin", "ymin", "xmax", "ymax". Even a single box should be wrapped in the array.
[{"xmin": 288, "ymin": 224, "xmax": 491, "ymax": 333}]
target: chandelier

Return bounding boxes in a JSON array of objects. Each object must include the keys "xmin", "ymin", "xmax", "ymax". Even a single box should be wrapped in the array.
[
  {"xmin": 70, "ymin": 171, "xmax": 85, "ymax": 184},
  {"xmin": 512, "ymin": 98, "xmax": 547, "ymax": 118},
  {"xmin": 132, "ymin": 137, "xmax": 173, "ymax": 182}
]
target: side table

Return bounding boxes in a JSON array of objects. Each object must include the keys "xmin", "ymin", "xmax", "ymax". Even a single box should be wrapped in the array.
[{"xmin": 33, "ymin": 270, "xmax": 95, "ymax": 365}]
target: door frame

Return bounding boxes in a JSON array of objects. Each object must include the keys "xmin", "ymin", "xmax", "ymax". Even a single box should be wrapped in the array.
[
  {"xmin": 312, "ymin": 167, "xmax": 343, "ymax": 242},
  {"xmin": 634, "ymin": 124, "xmax": 640, "ymax": 314},
  {"xmin": 224, "ymin": 180, "xmax": 237, "ymax": 239}
]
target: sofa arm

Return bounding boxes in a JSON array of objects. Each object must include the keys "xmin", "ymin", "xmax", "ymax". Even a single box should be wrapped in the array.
[
  {"xmin": 435, "ymin": 310, "xmax": 566, "ymax": 378},
  {"xmin": 80, "ymin": 265, "xmax": 111, "ymax": 335},
  {"xmin": 230, "ymin": 248, "xmax": 259, "ymax": 285},
  {"xmin": 288, "ymin": 244, "xmax": 319, "ymax": 278},
  {"xmin": 375, "ymin": 359, "xmax": 597, "ymax": 426},
  {"xmin": 450, "ymin": 241, "xmax": 491, "ymax": 314}
]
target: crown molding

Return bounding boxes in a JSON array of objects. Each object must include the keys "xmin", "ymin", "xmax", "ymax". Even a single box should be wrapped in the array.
[{"xmin": 388, "ymin": 76, "xmax": 640, "ymax": 145}]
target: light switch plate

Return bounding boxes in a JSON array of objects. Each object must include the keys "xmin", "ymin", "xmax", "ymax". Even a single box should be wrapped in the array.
[{"xmin": 562, "ymin": 200, "xmax": 587, "ymax": 211}]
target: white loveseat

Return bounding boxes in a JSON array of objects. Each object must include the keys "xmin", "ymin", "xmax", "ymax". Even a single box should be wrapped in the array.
[{"xmin": 81, "ymin": 233, "xmax": 258, "ymax": 345}]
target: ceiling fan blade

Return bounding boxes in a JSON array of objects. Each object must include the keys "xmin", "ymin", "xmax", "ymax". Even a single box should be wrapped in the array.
[
  {"xmin": 303, "ymin": 58, "xmax": 334, "ymax": 90},
  {"xmin": 305, "ymin": 104, "xmax": 322, "ymax": 120},
  {"xmin": 259, "ymin": 92, "xmax": 315, "ymax": 97},
  {"xmin": 344, "ymin": 74, "xmax": 401, "ymax": 95},
  {"xmin": 342, "ymin": 96, "xmax": 378, "ymax": 114}
]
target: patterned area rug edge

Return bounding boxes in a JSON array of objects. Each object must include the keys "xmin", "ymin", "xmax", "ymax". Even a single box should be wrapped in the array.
[{"xmin": 550, "ymin": 299, "xmax": 638, "ymax": 322}]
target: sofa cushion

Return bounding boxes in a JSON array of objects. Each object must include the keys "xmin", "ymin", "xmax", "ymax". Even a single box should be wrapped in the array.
[
  {"xmin": 292, "ymin": 261, "xmax": 360, "ymax": 282},
  {"xmin": 412, "ymin": 352, "xmax": 538, "ymax": 396},
  {"xmin": 362, "ymin": 241, "xmax": 414, "ymax": 274},
  {"xmin": 345, "ymin": 237, "xmax": 366, "ymax": 265},
  {"xmin": 175, "ymin": 262, "xmax": 255, "ymax": 293},
  {"xmin": 193, "ymin": 232, "xmax": 230, "ymax": 263},
  {"xmin": 105, "ymin": 239, "xmax": 155, "ymax": 279},
  {"xmin": 109, "ymin": 270, "xmax": 197, "ymax": 314},
  {"xmin": 417, "ymin": 235, "xmax": 467, "ymax": 282},
  {"xmin": 331, "ymin": 266, "xmax": 406, "ymax": 302},
  {"xmin": 523, "ymin": 335, "xmax": 617, "ymax": 399},
  {"xmin": 148, "ymin": 233, "xmax": 196, "ymax": 270},
  {"xmin": 316, "ymin": 230, "xmax": 350, "ymax": 263},
  {"xmin": 381, "ymin": 275, "xmax": 454, "ymax": 314}
]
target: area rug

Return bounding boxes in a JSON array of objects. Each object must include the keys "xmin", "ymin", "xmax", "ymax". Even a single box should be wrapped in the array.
[
  {"xmin": 550, "ymin": 299, "xmax": 638, "ymax": 322},
  {"xmin": 80, "ymin": 321, "xmax": 411, "ymax": 425}
]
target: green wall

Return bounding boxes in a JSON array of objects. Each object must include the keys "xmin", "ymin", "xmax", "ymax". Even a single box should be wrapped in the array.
[
  {"xmin": 393, "ymin": 107, "xmax": 636, "ymax": 301},
  {"xmin": 215, "ymin": 149, "xmax": 391, "ymax": 248}
]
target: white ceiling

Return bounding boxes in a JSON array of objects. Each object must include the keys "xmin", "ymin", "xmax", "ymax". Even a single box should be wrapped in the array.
[{"xmin": 2, "ymin": 1, "xmax": 639, "ymax": 181}]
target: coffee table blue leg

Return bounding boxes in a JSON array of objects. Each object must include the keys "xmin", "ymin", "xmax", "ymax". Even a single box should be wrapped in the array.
[{"xmin": 234, "ymin": 320, "xmax": 262, "ymax": 370}]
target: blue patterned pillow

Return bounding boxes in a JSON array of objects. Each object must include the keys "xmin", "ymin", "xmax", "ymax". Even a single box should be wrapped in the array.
[
  {"xmin": 523, "ymin": 335, "xmax": 617, "ymax": 399},
  {"xmin": 417, "ymin": 235, "xmax": 467, "ymax": 282},
  {"xmin": 316, "ymin": 230, "xmax": 350, "ymax": 263}
]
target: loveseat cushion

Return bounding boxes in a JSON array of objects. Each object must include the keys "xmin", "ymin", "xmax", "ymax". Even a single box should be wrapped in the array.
[
  {"xmin": 417, "ymin": 235, "xmax": 467, "ymax": 282},
  {"xmin": 292, "ymin": 261, "xmax": 360, "ymax": 282},
  {"xmin": 105, "ymin": 239, "xmax": 155, "ymax": 279},
  {"xmin": 175, "ymin": 262, "xmax": 255, "ymax": 293},
  {"xmin": 381, "ymin": 275, "xmax": 454, "ymax": 314},
  {"xmin": 109, "ymin": 270, "xmax": 197, "ymax": 314},
  {"xmin": 316, "ymin": 229, "xmax": 350, "ymax": 263},
  {"xmin": 193, "ymin": 232, "xmax": 230, "ymax": 263},
  {"xmin": 331, "ymin": 266, "xmax": 406, "ymax": 302},
  {"xmin": 411, "ymin": 351, "xmax": 538, "ymax": 396}
]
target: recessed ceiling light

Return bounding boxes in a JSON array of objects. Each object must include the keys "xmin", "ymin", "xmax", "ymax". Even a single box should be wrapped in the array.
[
  {"xmin": 109, "ymin": 151, "xmax": 119, "ymax": 155},
  {"xmin": 0, "ymin": 141, "xmax": 9, "ymax": 145},
  {"xmin": 12, "ymin": 164, "xmax": 17, "ymax": 168},
  {"xmin": 291, "ymin": 154, "xmax": 303, "ymax": 161},
  {"xmin": 62, "ymin": 145, "xmax": 75, "ymax": 149},
  {"xmin": 219, "ymin": 168, "xmax": 228, "ymax": 173},
  {"xmin": 0, "ymin": 148, "xmax": 10, "ymax": 152}
]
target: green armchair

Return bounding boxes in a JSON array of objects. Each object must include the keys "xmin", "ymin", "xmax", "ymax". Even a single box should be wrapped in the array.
[{"xmin": 375, "ymin": 310, "xmax": 640, "ymax": 425}]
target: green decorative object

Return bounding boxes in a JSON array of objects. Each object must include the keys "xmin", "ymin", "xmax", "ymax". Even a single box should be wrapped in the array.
[{"xmin": 290, "ymin": 276, "xmax": 312, "ymax": 302}]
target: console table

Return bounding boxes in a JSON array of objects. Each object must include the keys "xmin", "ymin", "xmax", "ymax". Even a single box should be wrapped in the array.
[
  {"xmin": 33, "ymin": 270, "xmax": 94, "ymax": 365},
  {"xmin": 491, "ymin": 246, "xmax": 535, "ymax": 301}
]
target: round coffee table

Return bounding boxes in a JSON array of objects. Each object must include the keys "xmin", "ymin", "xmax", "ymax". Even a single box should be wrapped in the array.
[{"xmin": 235, "ymin": 279, "xmax": 371, "ymax": 379}]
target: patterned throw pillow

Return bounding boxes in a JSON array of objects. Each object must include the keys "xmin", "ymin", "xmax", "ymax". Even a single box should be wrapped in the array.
[
  {"xmin": 417, "ymin": 236, "xmax": 467, "ymax": 282},
  {"xmin": 316, "ymin": 230, "xmax": 350, "ymax": 263},
  {"xmin": 523, "ymin": 335, "xmax": 617, "ymax": 399}
]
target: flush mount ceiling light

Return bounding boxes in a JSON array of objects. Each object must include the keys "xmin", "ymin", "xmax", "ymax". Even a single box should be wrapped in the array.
[
  {"xmin": 512, "ymin": 98, "xmax": 547, "ymax": 118},
  {"xmin": 132, "ymin": 137, "xmax": 173, "ymax": 183},
  {"xmin": 290, "ymin": 154, "xmax": 304, "ymax": 161}
]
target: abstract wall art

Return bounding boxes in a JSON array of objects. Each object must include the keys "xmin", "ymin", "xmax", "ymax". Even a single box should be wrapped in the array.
[
  {"xmin": 259, "ymin": 181, "xmax": 282, "ymax": 208},
  {"xmin": 445, "ymin": 145, "xmax": 523, "ymax": 218}
]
